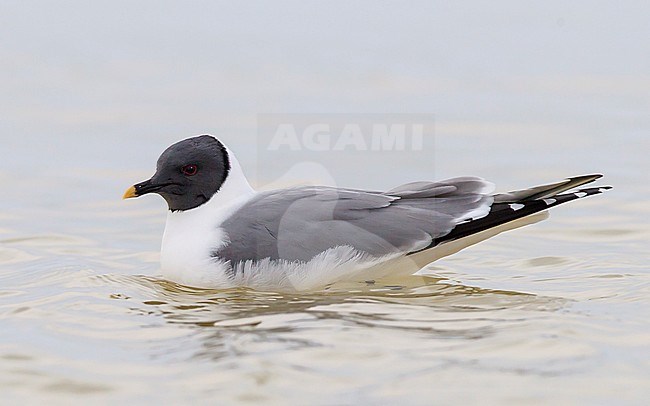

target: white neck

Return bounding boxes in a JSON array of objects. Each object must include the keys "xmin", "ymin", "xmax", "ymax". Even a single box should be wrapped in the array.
[{"xmin": 206, "ymin": 146, "xmax": 255, "ymax": 206}]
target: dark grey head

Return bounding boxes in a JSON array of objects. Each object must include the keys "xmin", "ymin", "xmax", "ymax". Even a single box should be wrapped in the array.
[{"xmin": 124, "ymin": 135, "xmax": 231, "ymax": 211}]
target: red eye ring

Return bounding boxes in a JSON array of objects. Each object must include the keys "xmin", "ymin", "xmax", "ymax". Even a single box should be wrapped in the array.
[{"xmin": 181, "ymin": 164, "xmax": 198, "ymax": 176}]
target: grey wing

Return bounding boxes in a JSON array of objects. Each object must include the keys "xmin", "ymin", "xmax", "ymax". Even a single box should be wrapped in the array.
[{"xmin": 216, "ymin": 177, "xmax": 494, "ymax": 264}]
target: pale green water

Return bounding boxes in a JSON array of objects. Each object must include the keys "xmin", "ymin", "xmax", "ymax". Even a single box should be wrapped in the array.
[{"xmin": 1, "ymin": 1, "xmax": 650, "ymax": 404}]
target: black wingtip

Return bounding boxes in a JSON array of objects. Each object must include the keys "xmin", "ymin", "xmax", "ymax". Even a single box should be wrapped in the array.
[
  {"xmin": 555, "ymin": 185, "xmax": 612, "ymax": 200},
  {"xmin": 420, "ymin": 182, "xmax": 611, "ymax": 251},
  {"xmin": 566, "ymin": 174, "xmax": 603, "ymax": 183}
]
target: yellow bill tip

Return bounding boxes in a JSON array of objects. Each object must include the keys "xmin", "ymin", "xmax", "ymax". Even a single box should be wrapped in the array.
[{"xmin": 123, "ymin": 186, "xmax": 138, "ymax": 200}]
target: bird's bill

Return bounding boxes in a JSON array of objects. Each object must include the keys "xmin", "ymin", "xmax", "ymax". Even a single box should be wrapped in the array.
[
  {"xmin": 123, "ymin": 185, "xmax": 138, "ymax": 199},
  {"xmin": 122, "ymin": 179, "xmax": 164, "ymax": 199}
]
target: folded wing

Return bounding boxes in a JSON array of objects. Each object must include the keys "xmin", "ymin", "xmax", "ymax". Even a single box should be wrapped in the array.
[
  {"xmin": 216, "ymin": 177, "xmax": 495, "ymax": 264},
  {"xmin": 216, "ymin": 174, "xmax": 610, "ymax": 266}
]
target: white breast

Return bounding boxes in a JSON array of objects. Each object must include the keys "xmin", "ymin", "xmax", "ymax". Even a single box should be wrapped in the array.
[{"xmin": 160, "ymin": 206, "xmax": 231, "ymax": 288}]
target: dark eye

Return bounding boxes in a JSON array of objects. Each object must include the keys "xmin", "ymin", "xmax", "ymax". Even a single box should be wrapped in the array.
[{"xmin": 181, "ymin": 164, "xmax": 198, "ymax": 176}]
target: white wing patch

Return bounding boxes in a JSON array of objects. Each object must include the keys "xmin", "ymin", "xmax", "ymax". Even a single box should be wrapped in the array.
[{"xmin": 454, "ymin": 198, "xmax": 494, "ymax": 224}]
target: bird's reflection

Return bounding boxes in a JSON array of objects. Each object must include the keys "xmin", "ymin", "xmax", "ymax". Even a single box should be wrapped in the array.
[{"xmin": 116, "ymin": 273, "xmax": 568, "ymax": 362}]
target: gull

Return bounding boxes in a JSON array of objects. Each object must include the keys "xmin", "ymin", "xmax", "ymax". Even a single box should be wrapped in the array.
[{"xmin": 123, "ymin": 135, "xmax": 611, "ymax": 290}]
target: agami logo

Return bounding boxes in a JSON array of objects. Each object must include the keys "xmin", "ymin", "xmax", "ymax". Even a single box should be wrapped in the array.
[{"xmin": 267, "ymin": 123, "xmax": 425, "ymax": 151}]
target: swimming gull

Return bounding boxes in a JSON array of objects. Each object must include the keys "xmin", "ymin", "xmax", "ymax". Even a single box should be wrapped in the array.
[{"xmin": 123, "ymin": 135, "xmax": 611, "ymax": 290}]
